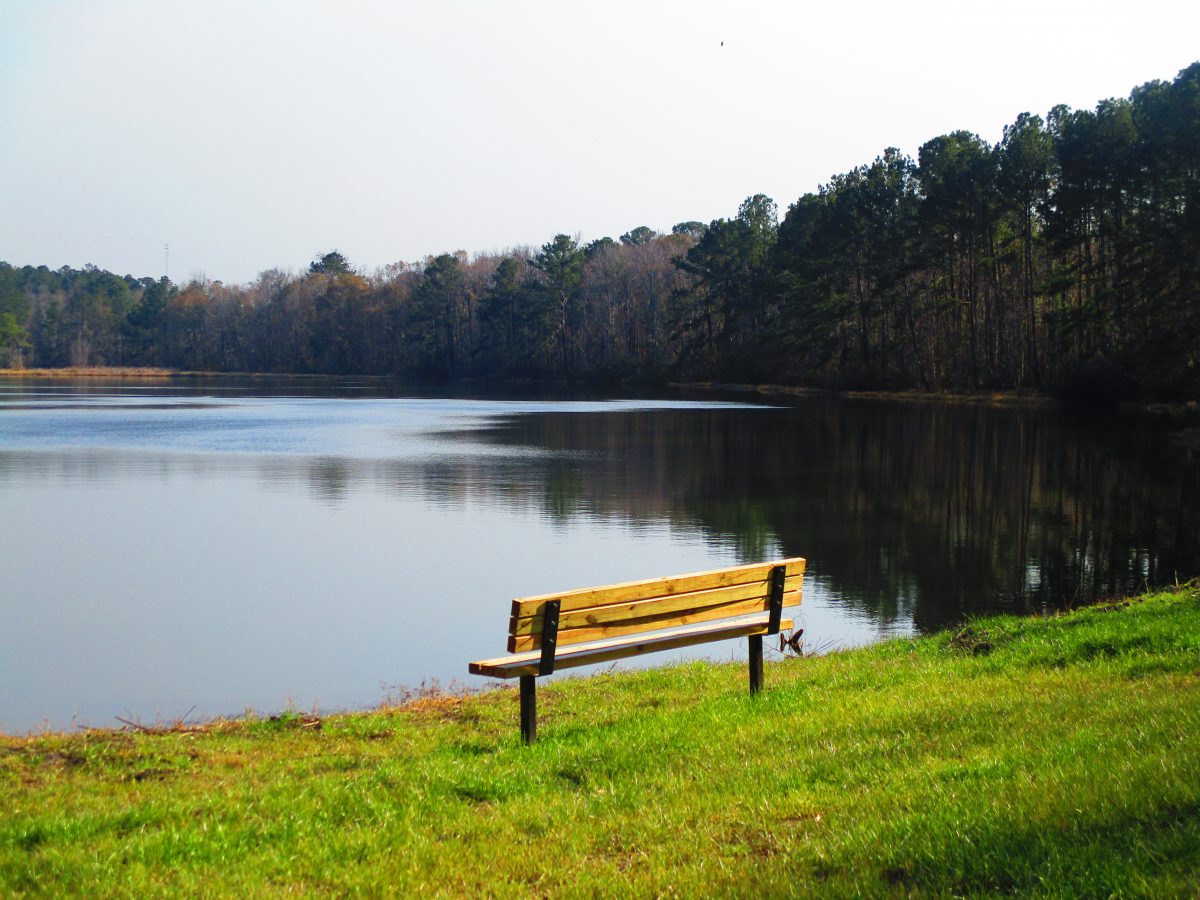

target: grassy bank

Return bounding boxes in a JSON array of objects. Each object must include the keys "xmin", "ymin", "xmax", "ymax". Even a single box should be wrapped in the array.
[
  {"xmin": 3, "ymin": 587, "xmax": 1199, "ymax": 896},
  {"xmin": 0, "ymin": 367, "xmax": 183, "ymax": 378}
]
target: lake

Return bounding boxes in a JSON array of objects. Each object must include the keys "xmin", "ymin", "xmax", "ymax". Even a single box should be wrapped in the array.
[{"xmin": 2, "ymin": 377, "xmax": 1197, "ymax": 733}]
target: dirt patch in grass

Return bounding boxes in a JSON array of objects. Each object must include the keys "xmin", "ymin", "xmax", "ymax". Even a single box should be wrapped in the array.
[{"xmin": 948, "ymin": 626, "xmax": 994, "ymax": 655}]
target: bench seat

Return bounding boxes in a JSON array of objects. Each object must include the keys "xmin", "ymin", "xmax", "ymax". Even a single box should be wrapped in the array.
[{"xmin": 469, "ymin": 612, "xmax": 795, "ymax": 678}]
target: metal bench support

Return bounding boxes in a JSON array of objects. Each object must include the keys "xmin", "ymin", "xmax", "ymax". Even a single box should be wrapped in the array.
[
  {"xmin": 537, "ymin": 600, "xmax": 560, "ymax": 677},
  {"xmin": 751, "ymin": 565, "xmax": 786, "ymax": 695},
  {"xmin": 749, "ymin": 634, "xmax": 764, "ymax": 694},
  {"xmin": 520, "ymin": 675, "xmax": 536, "ymax": 744}
]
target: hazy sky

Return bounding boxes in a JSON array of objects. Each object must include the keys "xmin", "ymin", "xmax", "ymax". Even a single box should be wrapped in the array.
[{"xmin": 2, "ymin": 1, "xmax": 1197, "ymax": 285}]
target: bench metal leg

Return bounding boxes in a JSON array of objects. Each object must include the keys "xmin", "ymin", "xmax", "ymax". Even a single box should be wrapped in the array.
[
  {"xmin": 749, "ymin": 634, "xmax": 763, "ymax": 695},
  {"xmin": 520, "ymin": 675, "xmax": 537, "ymax": 743}
]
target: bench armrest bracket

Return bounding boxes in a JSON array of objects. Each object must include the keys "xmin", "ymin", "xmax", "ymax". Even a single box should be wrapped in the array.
[
  {"xmin": 538, "ymin": 599, "xmax": 561, "ymax": 676},
  {"xmin": 767, "ymin": 566, "xmax": 785, "ymax": 635}
]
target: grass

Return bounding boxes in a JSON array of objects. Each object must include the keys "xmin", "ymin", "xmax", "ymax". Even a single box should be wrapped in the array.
[
  {"xmin": 3, "ymin": 586, "xmax": 1199, "ymax": 896},
  {"xmin": 0, "ymin": 367, "xmax": 183, "ymax": 378}
]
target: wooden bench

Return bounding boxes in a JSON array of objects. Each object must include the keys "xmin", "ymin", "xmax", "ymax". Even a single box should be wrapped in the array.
[{"xmin": 469, "ymin": 557, "xmax": 805, "ymax": 742}]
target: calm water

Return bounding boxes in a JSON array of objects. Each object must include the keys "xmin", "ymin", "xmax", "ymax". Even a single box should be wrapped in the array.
[{"xmin": 2, "ymin": 377, "xmax": 1197, "ymax": 733}]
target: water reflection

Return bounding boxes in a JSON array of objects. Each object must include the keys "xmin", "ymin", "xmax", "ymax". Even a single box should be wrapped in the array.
[
  {"xmin": 460, "ymin": 400, "xmax": 1200, "ymax": 632},
  {"xmin": 6, "ymin": 397, "xmax": 1194, "ymax": 632}
]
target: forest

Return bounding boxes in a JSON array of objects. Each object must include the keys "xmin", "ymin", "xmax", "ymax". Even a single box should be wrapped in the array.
[{"xmin": 2, "ymin": 63, "xmax": 1197, "ymax": 401}]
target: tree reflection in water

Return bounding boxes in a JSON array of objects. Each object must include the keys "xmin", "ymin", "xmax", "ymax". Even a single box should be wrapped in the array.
[{"xmin": 453, "ymin": 398, "xmax": 1200, "ymax": 633}]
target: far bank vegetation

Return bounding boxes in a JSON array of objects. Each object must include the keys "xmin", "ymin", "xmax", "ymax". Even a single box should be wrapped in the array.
[{"xmin": 1, "ymin": 64, "xmax": 1197, "ymax": 403}]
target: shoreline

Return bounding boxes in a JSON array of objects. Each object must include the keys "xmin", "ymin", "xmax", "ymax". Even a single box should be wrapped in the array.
[
  {"xmin": 3, "ymin": 367, "xmax": 1197, "ymax": 419},
  {"xmin": 0, "ymin": 682, "xmax": 488, "ymax": 742},
  {"xmin": 671, "ymin": 380, "xmax": 1200, "ymax": 420},
  {"xmin": 2, "ymin": 582, "xmax": 1193, "ymax": 742},
  {"xmin": 671, "ymin": 380, "xmax": 1062, "ymax": 408},
  {"xmin": 0, "ymin": 367, "xmax": 391, "ymax": 380}
]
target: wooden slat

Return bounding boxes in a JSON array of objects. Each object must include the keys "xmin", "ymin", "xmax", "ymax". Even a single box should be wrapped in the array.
[
  {"xmin": 510, "ymin": 574, "xmax": 803, "ymax": 638},
  {"xmin": 509, "ymin": 557, "xmax": 805, "ymax": 618},
  {"xmin": 508, "ymin": 589, "xmax": 801, "ymax": 652},
  {"xmin": 470, "ymin": 615, "xmax": 795, "ymax": 679}
]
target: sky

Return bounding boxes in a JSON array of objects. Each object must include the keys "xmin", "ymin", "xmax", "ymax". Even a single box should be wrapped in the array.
[{"xmin": 2, "ymin": 0, "xmax": 1198, "ymax": 285}]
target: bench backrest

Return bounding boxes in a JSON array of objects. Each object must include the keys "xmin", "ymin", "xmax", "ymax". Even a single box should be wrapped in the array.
[{"xmin": 507, "ymin": 557, "xmax": 805, "ymax": 654}]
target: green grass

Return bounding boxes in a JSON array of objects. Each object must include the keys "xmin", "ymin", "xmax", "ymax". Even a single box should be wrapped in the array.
[{"xmin": 3, "ymin": 586, "xmax": 1200, "ymax": 896}]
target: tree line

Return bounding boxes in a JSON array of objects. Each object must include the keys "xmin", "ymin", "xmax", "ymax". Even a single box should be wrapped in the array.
[{"xmin": 2, "ymin": 63, "xmax": 1197, "ymax": 400}]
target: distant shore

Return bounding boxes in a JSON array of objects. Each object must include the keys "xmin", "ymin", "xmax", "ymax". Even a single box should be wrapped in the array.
[
  {"xmin": 0, "ymin": 366, "xmax": 182, "ymax": 378},
  {"xmin": 4, "ymin": 367, "xmax": 1197, "ymax": 420},
  {"xmin": 0, "ymin": 367, "xmax": 384, "ymax": 380},
  {"xmin": 672, "ymin": 380, "xmax": 1062, "ymax": 408},
  {"xmin": 0, "ymin": 367, "xmax": 1078, "ymax": 405}
]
